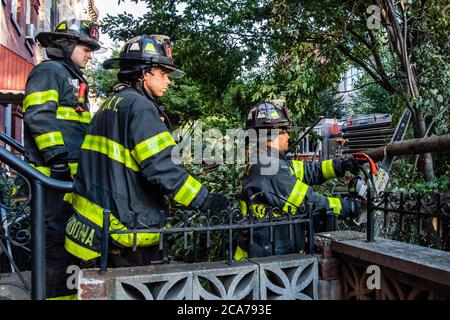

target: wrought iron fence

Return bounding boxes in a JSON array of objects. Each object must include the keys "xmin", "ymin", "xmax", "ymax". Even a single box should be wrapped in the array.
[
  {"xmin": 0, "ymin": 142, "xmax": 73, "ymax": 300},
  {"xmin": 373, "ymin": 191, "xmax": 450, "ymax": 250},
  {"xmin": 0, "ymin": 133, "xmax": 448, "ymax": 299},
  {"xmin": 98, "ymin": 204, "xmax": 316, "ymax": 272}
]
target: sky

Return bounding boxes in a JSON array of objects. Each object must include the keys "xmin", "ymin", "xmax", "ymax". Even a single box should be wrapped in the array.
[{"xmin": 93, "ymin": 0, "xmax": 148, "ymax": 60}]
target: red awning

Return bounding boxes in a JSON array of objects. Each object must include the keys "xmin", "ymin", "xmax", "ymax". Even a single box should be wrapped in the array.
[{"xmin": 0, "ymin": 45, "xmax": 35, "ymax": 105}]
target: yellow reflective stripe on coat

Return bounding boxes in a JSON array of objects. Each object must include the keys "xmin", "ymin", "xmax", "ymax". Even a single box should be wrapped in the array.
[
  {"xmin": 56, "ymin": 106, "xmax": 91, "ymax": 124},
  {"xmin": 30, "ymin": 163, "xmax": 77, "ymax": 177},
  {"xmin": 35, "ymin": 131, "xmax": 64, "ymax": 150},
  {"xmin": 251, "ymin": 204, "xmax": 268, "ymax": 218},
  {"xmin": 234, "ymin": 245, "xmax": 248, "ymax": 261},
  {"xmin": 65, "ymin": 237, "xmax": 100, "ymax": 261},
  {"xmin": 290, "ymin": 160, "xmax": 304, "ymax": 181},
  {"xmin": 322, "ymin": 159, "xmax": 336, "ymax": 180},
  {"xmin": 70, "ymin": 193, "xmax": 160, "ymax": 247},
  {"xmin": 173, "ymin": 175, "xmax": 202, "ymax": 206},
  {"xmin": 82, "ymin": 135, "xmax": 139, "ymax": 171},
  {"xmin": 131, "ymin": 131, "xmax": 176, "ymax": 165},
  {"xmin": 282, "ymin": 180, "xmax": 309, "ymax": 213},
  {"xmin": 239, "ymin": 200, "xmax": 248, "ymax": 215},
  {"xmin": 46, "ymin": 293, "xmax": 77, "ymax": 300},
  {"xmin": 68, "ymin": 163, "xmax": 78, "ymax": 176},
  {"xmin": 328, "ymin": 197, "xmax": 342, "ymax": 215},
  {"xmin": 29, "ymin": 163, "xmax": 51, "ymax": 176},
  {"xmin": 23, "ymin": 89, "xmax": 58, "ymax": 112}
]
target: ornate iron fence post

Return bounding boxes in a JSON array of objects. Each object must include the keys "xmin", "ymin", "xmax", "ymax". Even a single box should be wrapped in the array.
[
  {"xmin": 366, "ymin": 185, "xmax": 375, "ymax": 242},
  {"xmin": 99, "ymin": 209, "xmax": 110, "ymax": 273},
  {"xmin": 31, "ymin": 180, "xmax": 45, "ymax": 300},
  {"xmin": 308, "ymin": 202, "xmax": 314, "ymax": 253}
]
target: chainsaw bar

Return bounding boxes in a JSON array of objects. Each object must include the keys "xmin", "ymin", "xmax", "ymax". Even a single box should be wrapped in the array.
[
  {"xmin": 375, "ymin": 109, "xmax": 412, "ymax": 194},
  {"xmin": 356, "ymin": 109, "xmax": 411, "ymax": 225}
]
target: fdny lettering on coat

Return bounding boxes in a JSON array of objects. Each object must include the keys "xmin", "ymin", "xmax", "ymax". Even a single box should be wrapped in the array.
[{"xmin": 100, "ymin": 95, "xmax": 124, "ymax": 112}]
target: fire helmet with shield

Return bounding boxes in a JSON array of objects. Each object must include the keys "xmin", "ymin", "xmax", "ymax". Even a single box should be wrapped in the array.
[
  {"xmin": 103, "ymin": 34, "xmax": 184, "ymax": 79},
  {"xmin": 245, "ymin": 102, "xmax": 292, "ymax": 130},
  {"xmin": 35, "ymin": 19, "xmax": 102, "ymax": 51}
]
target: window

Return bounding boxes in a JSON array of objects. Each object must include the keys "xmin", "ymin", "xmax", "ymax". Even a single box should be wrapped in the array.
[
  {"xmin": 10, "ymin": 0, "xmax": 23, "ymax": 33},
  {"xmin": 11, "ymin": 0, "xmax": 20, "ymax": 22},
  {"xmin": 25, "ymin": 0, "xmax": 30, "ymax": 24}
]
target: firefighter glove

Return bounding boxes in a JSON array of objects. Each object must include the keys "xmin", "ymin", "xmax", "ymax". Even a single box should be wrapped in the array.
[
  {"xmin": 341, "ymin": 197, "xmax": 362, "ymax": 219},
  {"xmin": 200, "ymin": 193, "xmax": 229, "ymax": 216},
  {"xmin": 49, "ymin": 161, "xmax": 72, "ymax": 181},
  {"xmin": 341, "ymin": 155, "xmax": 363, "ymax": 175}
]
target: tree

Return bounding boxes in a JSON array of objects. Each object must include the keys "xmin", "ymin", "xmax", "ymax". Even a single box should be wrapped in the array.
[{"xmin": 269, "ymin": 0, "xmax": 449, "ymax": 180}]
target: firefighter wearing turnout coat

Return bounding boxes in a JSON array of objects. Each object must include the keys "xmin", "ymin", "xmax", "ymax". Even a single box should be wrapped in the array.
[
  {"xmin": 22, "ymin": 19, "xmax": 101, "ymax": 299},
  {"xmin": 65, "ymin": 35, "xmax": 229, "ymax": 267},
  {"xmin": 234, "ymin": 102, "xmax": 363, "ymax": 260}
]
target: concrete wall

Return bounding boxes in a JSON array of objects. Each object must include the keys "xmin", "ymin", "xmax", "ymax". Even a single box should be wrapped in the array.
[{"xmin": 78, "ymin": 254, "xmax": 318, "ymax": 300}]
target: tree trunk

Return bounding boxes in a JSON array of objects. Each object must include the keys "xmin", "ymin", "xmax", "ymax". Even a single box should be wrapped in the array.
[{"xmin": 416, "ymin": 108, "xmax": 435, "ymax": 181}]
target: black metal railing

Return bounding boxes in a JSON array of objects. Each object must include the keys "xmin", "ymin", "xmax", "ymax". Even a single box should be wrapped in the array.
[
  {"xmin": 98, "ymin": 204, "xmax": 318, "ymax": 273},
  {"xmin": 0, "ymin": 143, "xmax": 73, "ymax": 300},
  {"xmin": 0, "ymin": 132, "xmax": 25, "ymax": 154},
  {"xmin": 373, "ymin": 191, "xmax": 450, "ymax": 250}
]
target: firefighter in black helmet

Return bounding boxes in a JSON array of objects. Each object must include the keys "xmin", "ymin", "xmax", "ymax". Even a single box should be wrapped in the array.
[
  {"xmin": 22, "ymin": 19, "xmax": 101, "ymax": 299},
  {"xmin": 64, "ymin": 35, "xmax": 228, "ymax": 267},
  {"xmin": 234, "ymin": 102, "xmax": 363, "ymax": 260}
]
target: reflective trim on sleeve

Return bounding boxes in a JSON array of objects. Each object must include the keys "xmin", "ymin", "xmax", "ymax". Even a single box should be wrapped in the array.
[
  {"xmin": 35, "ymin": 131, "xmax": 64, "ymax": 151},
  {"xmin": 173, "ymin": 175, "xmax": 202, "ymax": 207},
  {"xmin": 29, "ymin": 163, "xmax": 77, "ymax": 178},
  {"xmin": 68, "ymin": 162, "xmax": 78, "ymax": 176},
  {"xmin": 234, "ymin": 245, "xmax": 249, "ymax": 261},
  {"xmin": 328, "ymin": 197, "xmax": 342, "ymax": 216},
  {"xmin": 82, "ymin": 135, "xmax": 139, "ymax": 172},
  {"xmin": 56, "ymin": 106, "xmax": 92, "ymax": 124},
  {"xmin": 290, "ymin": 160, "xmax": 305, "ymax": 181},
  {"xmin": 282, "ymin": 180, "xmax": 309, "ymax": 213},
  {"xmin": 322, "ymin": 159, "xmax": 336, "ymax": 180},
  {"xmin": 29, "ymin": 163, "xmax": 51, "ymax": 176},
  {"xmin": 251, "ymin": 204, "xmax": 268, "ymax": 218},
  {"xmin": 131, "ymin": 131, "xmax": 176, "ymax": 165},
  {"xmin": 23, "ymin": 89, "xmax": 59, "ymax": 112}
]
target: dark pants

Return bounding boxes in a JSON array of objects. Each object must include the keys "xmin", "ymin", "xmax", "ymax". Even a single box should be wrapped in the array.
[
  {"xmin": 108, "ymin": 243, "xmax": 163, "ymax": 268},
  {"xmin": 45, "ymin": 189, "xmax": 78, "ymax": 299},
  {"xmin": 237, "ymin": 213, "xmax": 337, "ymax": 258}
]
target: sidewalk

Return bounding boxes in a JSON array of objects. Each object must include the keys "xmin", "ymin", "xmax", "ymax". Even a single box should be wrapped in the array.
[{"xmin": 0, "ymin": 271, "xmax": 31, "ymax": 300}]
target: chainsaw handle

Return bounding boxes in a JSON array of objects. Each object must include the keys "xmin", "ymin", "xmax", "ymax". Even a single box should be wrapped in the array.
[{"xmin": 352, "ymin": 152, "xmax": 378, "ymax": 175}]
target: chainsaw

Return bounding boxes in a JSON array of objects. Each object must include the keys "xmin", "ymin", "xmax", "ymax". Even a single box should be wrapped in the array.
[{"xmin": 333, "ymin": 109, "xmax": 412, "ymax": 224}]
